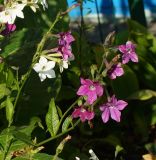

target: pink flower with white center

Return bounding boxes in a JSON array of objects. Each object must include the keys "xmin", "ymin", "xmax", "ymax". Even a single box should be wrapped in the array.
[
  {"xmin": 72, "ymin": 106, "xmax": 95, "ymax": 122},
  {"xmin": 118, "ymin": 41, "xmax": 138, "ymax": 64},
  {"xmin": 107, "ymin": 63, "xmax": 124, "ymax": 79},
  {"xmin": 100, "ymin": 95, "xmax": 128, "ymax": 123},
  {"xmin": 77, "ymin": 78, "xmax": 104, "ymax": 105}
]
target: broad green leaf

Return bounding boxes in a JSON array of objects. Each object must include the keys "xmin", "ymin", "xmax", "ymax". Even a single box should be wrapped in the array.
[
  {"xmin": 0, "ymin": 83, "xmax": 10, "ymax": 99},
  {"xmin": 6, "ymin": 68, "xmax": 15, "ymax": 88},
  {"xmin": 128, "ymin": 89, "xmax": 156, "ymax": 100},
  {"xmin": 111, "ymin": 66, "xmax": 139, "ymax": 99},
  {"xmin": 6, "ymin": 96, "xmax": 14, "ymax": 126},
  {"xmin": 62, "ymin": 116, "xmax": 72, "ymax": 132},
  {"xmin": 12, "ymin": 131, "xmax": 34, "ymax": 146},
  {"xmin": 18, "ymin": 117, "xmax": 44, "ymax": 136},
  {"xmin": 46, "ymin": 98, "xmax": 59, "ymax": 136}
]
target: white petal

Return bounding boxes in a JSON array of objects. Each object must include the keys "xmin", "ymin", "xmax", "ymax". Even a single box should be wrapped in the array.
[
  {"xmin": 63, "ymin": 61, "xmax": 68, "ymax": 69},
  {"xmin": 33, "ymin": 63, "xmax": 42, "ymax": 72},
  {"xmin": 39, "ymin": 73, "xmax": 46, "ymax": 81},
  {"xmin": 16, "ymin": 11, "xmax": 24, "ymax": 18},
  {"xmin": 39, "ymin": 56, "xmax": 48, "ymax": 65},
  {"xmin": 59, "ymin": 66, "xmax": 63, "ymax": 73},
  {"xmin": 44, "ymin": 61, "xmax": 55, "ymax": 71},
  {"xmin": 45, "ymin": 70, "xmax": 56, "ymax": 79}
]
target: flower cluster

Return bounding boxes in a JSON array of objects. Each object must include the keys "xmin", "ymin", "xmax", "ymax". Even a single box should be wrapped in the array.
[
  {"xmin": 72, "ymin": 41, "xmax": 138, "ymax": 124},
  {"xmin": 0, "ymin": 0, "xmax": 47, "ymax": 24},
  {"xmin": 107, "ymin": 41, "xmax": 138, "ymax": 79},
  {"xmin": 33, "ymin": 31, "xmax": 75, "ymax": 81}
]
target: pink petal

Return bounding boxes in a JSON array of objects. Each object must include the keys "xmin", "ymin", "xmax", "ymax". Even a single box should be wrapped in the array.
[
  {"xmin": 130, "ymin": 52, "xmax": 138, "ymax": 63},
  {"xmin": 95, "ymin": 84, "xmax": 103, "ymax": 97},
  {"xmin": 118, "ymin": 45, "xmax": 127, "ymax": 54},
  {"xmin": 87, "ymin": 91, "xmax": 97, "ymax": 104},
  {"xmin": 110, "ymin": 107, "xmax": 121, "ymax": 122},
  {"xmin": 72, "ymin": 108, "xmax": 81, "ymax": 118},
  {"xmin": 101, "ymin": 107, "xmax": 110, "ymax": 123},
  {"xmin": 116, "ymin": 100, "xmax": 128, "ymax": 110},
  {"xmin": 86, "ymin": 111, "xmax": 95, "ymax": 121},
  {"xmin": 77, "ymin": 85, "xmax": 88, "ymax": 96}
]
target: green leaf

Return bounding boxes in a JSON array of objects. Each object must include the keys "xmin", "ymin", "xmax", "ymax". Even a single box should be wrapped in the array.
[
  {"xmin": 46, "ymin": 98, "xmax": 59, "ymax": 137},
  {"xmin": 12, "ymin": 131, "xmax": 34, "ymax": 146},
  {"xmin": 62, "ymin": 116, "xmax": 72, "ymax": 132},
  {"xmin": 128, "ymin": 89, "xmax": 156, "ymax": 100},
  {"xmin": 111, "ymin": 66, "xmax": 139, "ymax": 99},
  {"xmin": 6, "ymin": 96, "xmax": 14, "ymax": 126},
  {"xmin": 0, "ymin": 83, "xmax": 10, "ymax": 100},
  {"xmin": 18, "ymin": 117, "xmax": 44, "ymax": 136}
]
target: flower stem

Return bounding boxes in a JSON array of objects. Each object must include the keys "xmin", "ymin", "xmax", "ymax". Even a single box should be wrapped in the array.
[{"xmin": 36, "ymin": 119, "xmax": 80, "ymax": 147}]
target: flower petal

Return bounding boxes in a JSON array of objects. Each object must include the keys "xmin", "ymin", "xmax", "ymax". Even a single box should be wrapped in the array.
[
  {"xmin": 33, "ymin": 63, "xmax": 42, "ymax": 72},
  {"xmin": 116, "ymin": 100, "xmax": 128, "ymax": 110},
  {"xmin": 45, "ymin": 70, "xmax": 56, "ymax": 79},
  {"xmin": 101, "ymin": 107, "xmax": 110, "ymax": 123},
  {"xmin": 110, "ymin": 107, "xmax": 121, "ymax": 122},
  {"xmin": 44, "ymin": 61, "xmax": 55, "ymax": 71},
  {"xmin": 39, "ymin": 73, "xmax": 46, "ymax": 82},
  {"xmin": 39, "ymin": 56, "xmax": 48, "ymax": 65}
]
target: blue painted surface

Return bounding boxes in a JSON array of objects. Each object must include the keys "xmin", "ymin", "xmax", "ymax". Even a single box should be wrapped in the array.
[{"xmin": 67, "ymin": 0, "xmax": 156, "ymax": 19}]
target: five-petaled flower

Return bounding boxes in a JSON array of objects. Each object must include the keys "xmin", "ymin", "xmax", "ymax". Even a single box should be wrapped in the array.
[
  {"xmin": 0, "ymin": 3, "xmax": 26, "ymax": 24},
  {"xmin": 72, "ymin": 106, "xmax": 95, "ymax": 122},
  {"xmin": 77, "ymin": 78, "xmax": 103, "ymax": 105},
  {"xmin": 118, "ymin": 41, "xmax": 138, "ymax": 64},
  {"xmin": 100, "ymin": 95, "xmax": 128, "ymax": 123},
  {"xmin": 107, "ymin": 63, "xmax": 124, "ymax": 79},
  {"xmin": 33, "ymin": 56, "xmax": 56, "ymax": 82}
]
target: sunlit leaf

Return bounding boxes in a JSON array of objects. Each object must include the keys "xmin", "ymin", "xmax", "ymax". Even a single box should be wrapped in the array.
[
  {"xmin": 46, "ymin": 98, "xmax": 59, "ymax": 136},
  {"xmin": 62, "ymin": 116, "xmax": 72, "ymax": 132}
]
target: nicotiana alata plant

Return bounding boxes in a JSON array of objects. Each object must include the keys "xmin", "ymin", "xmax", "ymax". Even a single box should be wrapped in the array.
[{"xmin": 0, "ymin": 0, "xmax": 139, "ymax": 159}]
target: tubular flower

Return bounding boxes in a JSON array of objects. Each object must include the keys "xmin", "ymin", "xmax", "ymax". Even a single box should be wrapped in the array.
[
  {"xmin": 118, "ymin": 41, "xmax": 138, "ymax": 64},
  {"xmin": 77, "ymin": 78, "xmax": 104, "ymax": 105},
  {"xmin": 100, "ymin": 95, "xmax": 128, "ymax": 123}
]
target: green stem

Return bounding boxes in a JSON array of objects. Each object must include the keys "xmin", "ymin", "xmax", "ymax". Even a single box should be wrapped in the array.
[
  {"xmin": 58, "ymin": 98, "xmax": 80, "ymax": 129},
  {"xmin": 36, "ymin": 119, "xmax": 80, "ymax": 147},
  {"xmin": 13, "ymin": 13, "xmax": 62, "ymax": 123}
]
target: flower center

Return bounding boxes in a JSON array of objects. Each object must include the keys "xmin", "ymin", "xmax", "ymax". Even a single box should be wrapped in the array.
[
  {"xmin": 81, "ymin": 108, "xmax": 86, "ymax": 112},
  {"xmin": 89, "ymin": 85, "xmax": 96, "ymax": 91},
  {"xmin": 41, "ymin": 65, "xmax": 46, "ymax": 71}
]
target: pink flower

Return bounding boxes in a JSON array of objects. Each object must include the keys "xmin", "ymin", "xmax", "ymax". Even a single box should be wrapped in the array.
[
  {"xmin": 107, "ymin": 63, "xmax": 124, "ymax": 79},
  {"xmin": 58, "ymin": 31, "xmax": 75, "ymax": 46},
  {"xmin": 1, "ymin": 23, "xmax": 16, "ymax": 36},
  {"xmin": 77, "ymin": 78, "xmax": 104, "ymax": 105},
  {"xmin": 57, "ymin": 31, "xmax": 75, "ymax": 61},
  {"xmin": 100, "ymin": 95, "xmax": 128, "ymax": 123},
  {"xmin": 118, "ymin": 41, "xmax": 138, "ymax": 64},
  {"xmin": 72, "ymin": 106, "xmax": 95, "ymax": 122}
]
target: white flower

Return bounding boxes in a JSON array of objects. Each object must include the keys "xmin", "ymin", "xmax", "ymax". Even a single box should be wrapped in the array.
[
  {"xmin": 75, "ymin": 157, "xmax": 80, "ymax": 160},
  {"xmin": 33, "ymin": 56, "xmax": 56, "ymax": 82},
  {"xmin": 22, "ymin": 0, "xmax": 39, "ymax": 12},
  {"xmin": 59, "ymin": 60, "xmax": 68, "ymax": 73},
  {"xmin": 40, "ymin": 0, "xmax": 48, "ymax": 10},
  {"xmin": 0, "ymin": 3, "xmax": 26, "ymax": 24}
]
